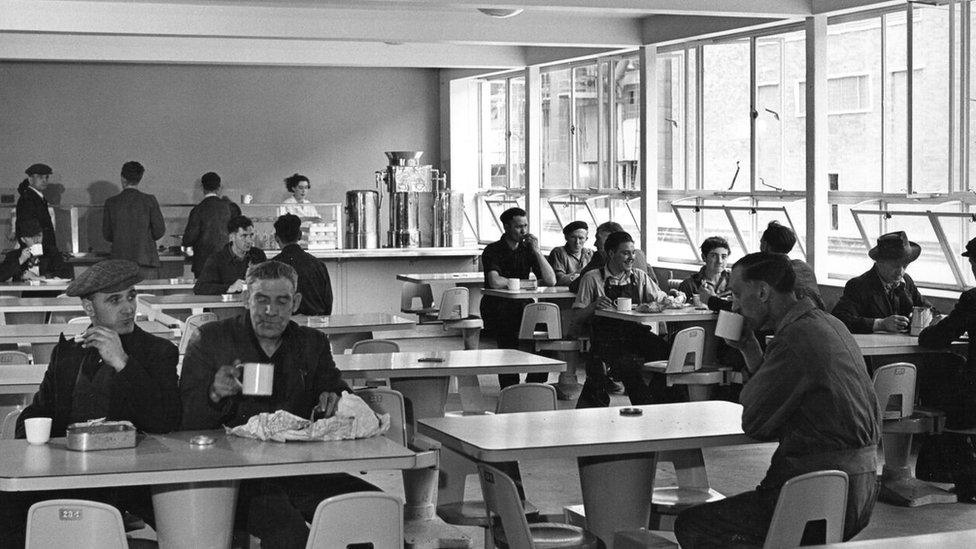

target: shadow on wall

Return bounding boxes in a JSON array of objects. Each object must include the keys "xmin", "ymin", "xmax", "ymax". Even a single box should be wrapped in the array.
[{"xmin": 80, "ymin": 180, "xmax": 120, "ymax": 254}]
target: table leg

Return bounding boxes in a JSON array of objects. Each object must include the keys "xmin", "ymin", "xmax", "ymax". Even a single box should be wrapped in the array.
[
  {"xmin": 578, "ymin": 452, "xmax": 657, "ymax": 548},
  {"xmin": 456, "ymin": 376, "xmax": 492, "ymax": 413},
  {"xmin": 151, "ymin": 480, "xmax": 239, "ymax": 549},
  {"xmin": 391, "ymin": 377, "xmax": 451, "ymax": 420},
  {"xmin": 403, "ymin": 467, "xmax": 472, "ymax": 548}
]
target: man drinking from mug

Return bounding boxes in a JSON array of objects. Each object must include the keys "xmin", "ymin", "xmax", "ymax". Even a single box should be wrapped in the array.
[
  {"xmin": 180, "ymin": 260, "xmax": 376, "ymax": 548},
  {"xmin": 572, "ymin": 231, "xmax": 672, "ymax": 405}
]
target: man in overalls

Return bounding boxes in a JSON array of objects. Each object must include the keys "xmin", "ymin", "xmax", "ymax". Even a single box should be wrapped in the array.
[{"xmin": 573, "ymin": 231, "xmax": 673, "ymax": 405}]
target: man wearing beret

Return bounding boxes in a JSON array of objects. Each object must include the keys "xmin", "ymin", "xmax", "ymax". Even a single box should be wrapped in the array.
[
  {"xmin": 15, "ymin": 163, "xmax": 69, "ymax": 278},
  {"xmin": 548, "ymin": 220, "xmax": 594, "ymax": 286},
  {"xmin": 832, "ymin": 231, "xmax": 937, "ymax": 334},
  {"xmin": 1, "ymin": 259, "xmax": 180, "ymax": 547}
]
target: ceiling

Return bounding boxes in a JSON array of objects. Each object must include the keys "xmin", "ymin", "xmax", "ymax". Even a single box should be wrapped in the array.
[{"xmin": 0, "ymin": 0, "xmax": 897, "ymax": 69}]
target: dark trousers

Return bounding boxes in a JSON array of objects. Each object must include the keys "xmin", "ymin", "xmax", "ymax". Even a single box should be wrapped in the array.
[
  {"xmin": 237, "ymin": 473, "xmax": 379, "ymax": 549},
  {"xmin": 674, "ymin": 471, "xmax": 878, "ymax": 548},
  {"xmin": 591, "ymin": 319, "xmax": 675, "ymax": 405},
  {"xmin": 481, "ymin": 295, "xmax": 547, "ymax": 389}
]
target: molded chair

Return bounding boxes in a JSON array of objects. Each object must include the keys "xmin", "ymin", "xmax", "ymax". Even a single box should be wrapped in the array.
[
  {"xmin": 178, "ymin": 312, "xmax": 218, "ymax": 354},
  {"xmin": 478, "ymin": 463, "xmax": 600, "ymax": 549},
  {"xmin": 401, "ymin": 282, "xmax": 438, "ymax": 324},
  {"xmin": 0, "ymin": 350, "xmax": 32, "ymax": 365},
  {"xmin": 641, "ymin": 326, "xmax": 725, "ymax": 400},
  {"xmin": 306, "ymin": 492, "xmax": 403, "ymax": 549},
  {"xmin": 872, "ymin": 362, "xmax": 954, "ymax": 506},
  {"xmin": 497, "ymin": 382, "xmax": 557, "ymax": 414},
  {"xmin": 518, "ymin": 302, "xmax": 584, "ymax": 399},
  {"xmin": 438, "ymin": 287, "xmax": 483, "ymax": 350},
  {"xmin": 1, "ymin": 406, "xmax": 23, "ymax": 439},
  {"xmin": 763, "ymin": 470, "xmax": 849, "ymax": 547},
  {"xmin": 351, "ymin": 339, "xmax": 399, "ymax": 388},
  {"xmin": 25, "ymin": 499, "xmax": 157, "ymax": 549},
  {"xmin": 355, "ymin": 387, "xmax": 408, "ymax": 446}
]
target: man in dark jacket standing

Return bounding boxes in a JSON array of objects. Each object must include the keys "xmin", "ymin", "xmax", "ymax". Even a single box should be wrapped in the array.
[
  {"xmin": 271, "ymin": 213, "xmax": 333, "ymax": 315},
  {"xmin": 16, "ymin": 162, "xmax": 68, "ymax": 277},
  {"xmin": 103, "ymin": 161, "xmax": 166, "ymax": 279},
  {"xmin": 182, "ymin": 171, "xmax": 241, "ymax": 277}
]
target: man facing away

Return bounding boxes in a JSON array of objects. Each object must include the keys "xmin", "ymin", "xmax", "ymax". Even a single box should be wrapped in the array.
[
  {"xmin": 479, "ymin": 206, "xmax": 556, "ymax": 389},
  {"xmin": 179, "ymin": 260, "xmax": 376, "ymax": 548},
  {"xmin": 194, "ymin": 215, "xmax": 267, "ymax": 295},
  {"xmin": 675, "ymin": 252, "xmax": 880, "ymax": 547},
  {"xmin": 758, "ymin": 220, "xmax": 824, "ymax": 310},
  {"xmin": 182, "ymin": 171, "xmax": 242, "ymax": 278},
  {"xmin": 271, "ymin": 213, "xmax": 333, "ymax": 315},
  {"xmin": 102, "ymin": 161, "xmax": 167, "ymax": 280},
  {"xmin": 0, "ymin": 259, "xmax": 180, "ymax": 547}
]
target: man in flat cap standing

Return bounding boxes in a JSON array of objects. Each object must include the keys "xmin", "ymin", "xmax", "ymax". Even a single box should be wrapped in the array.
[
  {"xmin": 1, "ymin": 259, "xmax": 180, "ymax": 547},
  {"xmin": 103, "ymin": 161, "xmax": 167, "ymax": 280},
  {"xmin": 16, "ymin": 163, "xmax": 69, "ymax": 278}
]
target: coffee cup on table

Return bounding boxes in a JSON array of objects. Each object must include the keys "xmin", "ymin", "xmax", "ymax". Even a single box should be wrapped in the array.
[
  {"xmin": 615, "ymin": 297, "xmax": 632, "ymax": 312},
  {"xmin": 714, "ymin": 310, "xmax": 745, "ymax": 341},
  {"xmin": 239, "ymin": 363, "xmax": 274, "ymax": 396},
  {"xmin": 24, "ymin": 417, "xmax": 52, "ymax": 445},
  {"xmin": 507, "ymin": 278, "xmax": 520, "ymax": 291}
]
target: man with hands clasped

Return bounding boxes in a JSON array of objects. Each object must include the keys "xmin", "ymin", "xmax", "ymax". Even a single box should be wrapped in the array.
[{"xmin": 180, "ymin": 260, "xmax": 376, "ymax": 549}]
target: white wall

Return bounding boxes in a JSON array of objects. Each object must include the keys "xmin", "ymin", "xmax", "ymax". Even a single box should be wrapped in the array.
[{"xmin": 0, "ymin": 61, "xmax": 441, "ymax": 244}]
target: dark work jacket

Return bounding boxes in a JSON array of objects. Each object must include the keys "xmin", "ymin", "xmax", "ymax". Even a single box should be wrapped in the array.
[
  {"xmin": 15, "ymin": 181, "xmax": 68, "ymax": 277},
  {"xmin": 182, "ymin": 195, "xmax": 242, "ymax": 276},
  {"xmin": 15, "ymin": 325, "xmax": 181, "ymax": 438},
  {"xmin": 0, "ymin": 247, "xmax": 36, "ymax": 282},
  {"xmin": 919, "ymin": 288, "xmax": 976, "ymax": 369},
  {"xmin": 179, "ymin": 314, "xmax": 350, "ymax": 429},
  {"xmin": 831, "ymin": 266, "xmax": 934, "ymax": 334},
  {"xmin": 271, "ymin": 243, "xmax": 333, "ymax": 315},
  {"xmin": 194, "ymin": 243, "xmax": 267, "ymax": 295},
  {"xmin": 103, "ymin": 187, "xmax": 166, "ymax": 268}
]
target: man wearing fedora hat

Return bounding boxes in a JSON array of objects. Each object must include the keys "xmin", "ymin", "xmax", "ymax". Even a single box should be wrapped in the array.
[{"xmin": 832, "ymin": 231, "xmax": 936, "ymax": 334}]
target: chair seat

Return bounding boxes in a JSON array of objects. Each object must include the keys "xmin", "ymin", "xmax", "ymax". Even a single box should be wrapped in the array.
[
  {"xmin": 667, "ymin": 369, "xmax": 725, "ymax": 386},
  {"xmin": 883, "ymin": 414, "xmax": 943, "ymax": 434},
  {"xmin": 493, "ymin": 522, "xmax": 601, "ymax": 549},
  {"xmin": 536, "ymin": 340, "xmax": 582, "ymax": 353},
  {"xmin": 444, "ymin": 318, "xmax": 484, "ymax": 330},
  {"xmin": 642, "ymin": 361, "xmax": 667, "ymax": 374},
  {"xmin": 438, "ymin": 499, "xmax": 540, "ymax": 526},
  {"xmin": 651, "ymin": 487, "xmax": 725, "ymax": 513},
  {"xmin": 444, "ymin": 410, "xmax": 495, "ymax": 418}
]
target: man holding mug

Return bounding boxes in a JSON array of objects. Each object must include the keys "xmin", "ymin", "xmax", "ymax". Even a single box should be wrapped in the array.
[
  {"xmin": 572, "ymin": 231, "xmax": 672, "ymax": 405},
  {"xmin": 180, "ymin": 260, "xmax": 376, "ymax": 547},
  {"xmin": 0, "ymin": 217, "xmax": 46, "ymax": 282}
]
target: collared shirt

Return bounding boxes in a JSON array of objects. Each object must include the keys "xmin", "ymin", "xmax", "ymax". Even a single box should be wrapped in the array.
[
  {"xmin": 548, "ymin": 245, "xmax": 594, "ymax": 285},
  {"xmin": 278, "ymin": 196, "xmax": 321, "ymax": 219},
  {"xmin": 573, "ymin": 267, "xmax": 666, "ymax": 309},
  {"xmin": 481, "ymin": 237, "xmax": 545, "ymax": 288},
  {"xmin": 742, "ymin": 299, "xmax": 880, "ymax": 489},
  {"xmin": 677, "ymin": 266, "xmax": 731, "ymax": 301}
]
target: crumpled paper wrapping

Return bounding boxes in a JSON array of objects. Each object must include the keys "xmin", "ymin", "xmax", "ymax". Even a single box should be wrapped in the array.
[{"xmin": 226, "ymin": 393, "xmax": 390, "ymax": 442}]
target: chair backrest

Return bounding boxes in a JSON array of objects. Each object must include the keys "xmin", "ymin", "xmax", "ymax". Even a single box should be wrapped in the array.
[
  {"xmin": 351, "ymin": 339, "xmax": 401, "ymax": 355},
  {"xmin": 763, "ymin": 470, "xmax": 849, "ymax": 548},
  {"xmin": 666, "ymin": 278, "xmax": 683, "ymax": 291},
  {"xmin": 66, "ymin": 316, "xmax": 90, "ymax": 324},
  {"xmin": 437, "ymin": 287, "xmax": 469, "ymax": 321},
  {"xmin": 1, "ymin": 406, "xmax": 23, "ymax": 439},
  {"xmin": 872, "ymin": 362, "xmax": 916, "ymax": 420},
  {"xmin": 518, "ymin": 302, "xmax": 562, "ymax": 340},
  {"xmin": 496, "ymin": 383, "xmax": 557, "ymax": 414},
  {"xmin": 0, "ymin": 350, "xmax": 31, "ymax": 365},
  {"xmin": 179, "ymin": 312, "xmax": 219, "ymax": 354},
  {"xmin": 355, "ymin": 387, "xmax": 408, "ymax": 447},
  {"xmin": 401, "ymin": 282, "xmax": 434, "ymax": 313},
  {"xmin": 306, "ymin": 491, "xmax": 403, "ymax": 549},
  {"xmin": 25, "ymin": 499, "xmax": 129, "ymax": 549},
  {"xmin": 665, "ymin": 326, "xmax": 704, "ymax": 374},
  {"xmin": 478, "ymin": 463, "xmax": 535, "ymax": 549}
]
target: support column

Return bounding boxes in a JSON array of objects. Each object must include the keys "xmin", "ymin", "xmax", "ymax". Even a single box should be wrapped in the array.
[
  {"xmin": 805, "ymin": 16, "xmax": 829, "ymax": 279},
  {"xmin": 639, "ymin": 45, "xmax": 659, "ymax": 258},
  {"xmin": 524, "ymin": 65, "xmax": 543, "ymax": 237}
]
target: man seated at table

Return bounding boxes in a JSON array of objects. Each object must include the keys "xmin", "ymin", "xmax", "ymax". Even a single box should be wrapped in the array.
[
  {"xmin": 573, "ymin": 231, "xmax": 674, "ymax": 405},
  {"xmin": 678, "ymin": 236, "xmax": 731, "ymax": 302},
  {"xmin": 832, "ymin": 231, "xmax": 935, "ymax": 334},
  {"xmin": 271, "ymin": 213, "xmax": 333, "ymax": 315},
  {"xmin": 569, "ymin": 221, "xmax": 658, "ymax": 293},
  {"xmin": 548, "ymin": 220, "xmax": 594, "ymax": 285},
  {"xmin": 0, "ymin": 217, "xmax": 45, "ymax": 283},
  {"xmin": 194, "ymin": 214, "xmax": 267, "ymax": 295},
  {"xmin": 675, "ymin": 252, "xmax": 880, "ymax": 547},
  {"xmin": 758, "ymin": 220, "xmax": 824, "ymax": 310},
  {"xmin": 180, "ymin": 260, "xmax": 377, "ymax": 548},
  {"xmin": 480, "ymin": 206, "xmax": 557, "ymax": 389},
  {"xmin": 1, "ymin": 259, "xmax": 180, "ymax": 547}
]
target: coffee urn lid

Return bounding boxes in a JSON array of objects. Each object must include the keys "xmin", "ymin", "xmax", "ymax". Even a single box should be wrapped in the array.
[{"xmin": 385, "ymin": 151, "xmax": 424, "ymax": 166}]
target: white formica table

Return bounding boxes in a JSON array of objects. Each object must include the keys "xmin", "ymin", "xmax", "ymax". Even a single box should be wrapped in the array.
[
  {"xmin": 396, "ymin": 272, "xmax": 483, "ymax": 285},
  {"xmin": 808, "ymin": 528, "xmax": 976, "ymax": 548},
  {"xmin": 138, "ymin": 293, "xmax": 245, "ymax": 315},
  {"xmin": 595, "ymin": 305, "xmax": 717, "ymax": 325},
  {"xmin": 0, "ymin": 320, "xmax": 173, "ymax": 346},
  {"xmin": 418, "ymin": 401, "xmax": 755, "ymax": 547},
  {"xmin": 0, "ymin": 297, "xmax": 84, "ymax": 325},
  {"xmin": 0, "ymin": 430, "xmax": 422, "ymax": 549},
  {"xmin": 294, "ymin": 313, "xmax": 417, "ymax": 353},
  {"xmin": 0, "ymin": 278, "xmax": 196, "ymax": 296},
  {"xmin": 335, "ymin": 349, "xmax": 565, "ymax": 418},
  {"xmin": 0, "ymin": 364, "xmax": 44, "ymax": 395},
  {"xmin": 482, "ymin": 286, "xmax": 576, "ymax": 300},
  {"xmin": 853, "ymin": 333, "xmax": 967, "ymax": 356}
]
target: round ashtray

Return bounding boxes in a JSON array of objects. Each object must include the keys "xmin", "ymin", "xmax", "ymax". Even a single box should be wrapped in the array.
[
  {"xmin": 619, "ymin": 407, "xmax": 643, "ymax": 416},
  {"xmin": 189, "ymin": 435, "xmax": 215, "ymax": 446}
]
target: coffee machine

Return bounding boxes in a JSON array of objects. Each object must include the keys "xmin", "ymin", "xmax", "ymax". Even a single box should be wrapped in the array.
[{"xmin": 375, "ymin": 151, "xmax": 432, "ymax": 248}]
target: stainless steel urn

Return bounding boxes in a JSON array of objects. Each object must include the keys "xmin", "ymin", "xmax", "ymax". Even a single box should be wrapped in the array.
[
  {"xmin": 433, "ymin": 191, "xmax": 464, "ymax": 247},
  {"xmin": 344, "ymin": 190, "xmax": 380, "ymax": 249}
]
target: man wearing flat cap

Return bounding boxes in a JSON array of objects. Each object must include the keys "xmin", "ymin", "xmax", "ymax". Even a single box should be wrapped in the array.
[
  {"xmin": 1, "ymin": 260, "xmax": 180, "ymax": 547},
  {"xmin": 832, "ymin": 231, "xmax": 936, "ymax": 334},
  {"xmin": 15, "ymin": 163, "xmax": 69, "ymax": 278}
]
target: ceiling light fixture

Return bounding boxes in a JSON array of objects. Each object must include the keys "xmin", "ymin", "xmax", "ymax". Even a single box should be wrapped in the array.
[{"xmin": 477, "ymin": 8, "xmax": 524, "ymax": 18}]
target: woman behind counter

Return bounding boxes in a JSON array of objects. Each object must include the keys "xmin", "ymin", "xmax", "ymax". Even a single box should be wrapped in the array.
[{"xmin": 278, "ymin": 173, "xmax": 321, "ymax": 220}]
